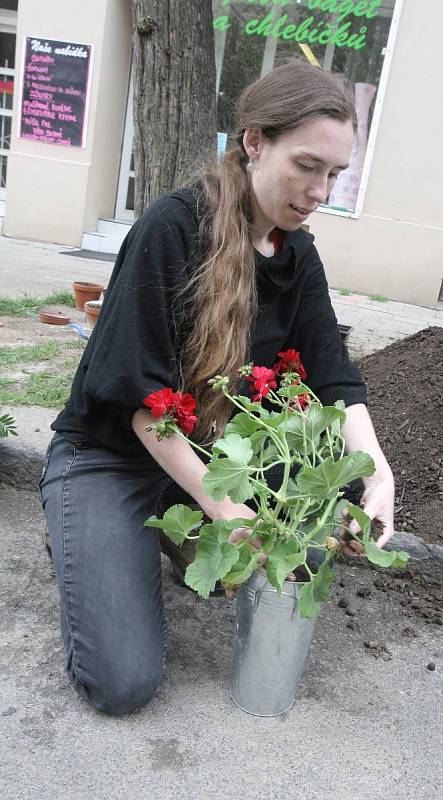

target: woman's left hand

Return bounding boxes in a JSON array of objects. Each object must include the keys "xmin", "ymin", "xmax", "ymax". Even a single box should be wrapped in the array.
[{"xmin": 340, "ymin": 469, "xmax": 395, "ymax": 556}]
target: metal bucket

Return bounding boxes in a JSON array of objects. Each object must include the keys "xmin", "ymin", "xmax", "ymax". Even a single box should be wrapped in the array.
[{"xmin": 230, "ymin": 570, "xmax": 317, "ymax": 716}]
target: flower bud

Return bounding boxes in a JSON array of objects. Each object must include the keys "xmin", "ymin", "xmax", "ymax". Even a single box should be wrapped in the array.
[
  {"xmin": 237, "ymin": 363, "xmax": 254, "ymax": 377},
  {"xmin": 208, "ymin": 375, "xmax": 230, "ymax": 391},
  {"xmin": 325, "ymin": 536, "xmax": 339, "ymax": 550}
]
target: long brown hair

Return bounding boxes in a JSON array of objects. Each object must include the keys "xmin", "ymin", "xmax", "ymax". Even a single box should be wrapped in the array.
[{"xmin": 179, "ymin": 58, "xmax": 357, "ymax": 443}]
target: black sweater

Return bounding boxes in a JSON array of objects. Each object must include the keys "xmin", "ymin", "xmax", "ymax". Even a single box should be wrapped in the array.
[{"xmin": 53, "ymin": 186, "xmax": 367, "ymax": 456}]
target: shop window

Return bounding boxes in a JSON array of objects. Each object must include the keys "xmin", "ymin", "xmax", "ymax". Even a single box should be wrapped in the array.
[{"xmin": 213, "ymin": 0, "xmax": 400, "ymax": 215}]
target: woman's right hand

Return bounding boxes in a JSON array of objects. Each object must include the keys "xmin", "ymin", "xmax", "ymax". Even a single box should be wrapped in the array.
[{"xmin": 209, "ymin": 498, "xmax": 257, "ymax": 538}]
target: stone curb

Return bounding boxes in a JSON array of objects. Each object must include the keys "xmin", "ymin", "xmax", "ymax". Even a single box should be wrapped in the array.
[
  {"xmin": 0, "ymin": 406, "xmax": 56, "ymax": 492},
  {"xmin": 2, "ymin": 418, "xmax": 442, "ymax": 581},
  {"xmin": 0, "ymin": 442, "xmax": 44, "ymax": 492}
]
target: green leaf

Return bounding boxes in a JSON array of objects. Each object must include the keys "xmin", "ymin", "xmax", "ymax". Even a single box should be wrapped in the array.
[
  {"xmin": 222, "ymin": 542, "xmax": 261, "ymax": 588},
  {"xmin": 332, "ymin": 498, "xmax": 349, "ymax": 526},
  {"xmin": 287, "ymin": 477, "xmax": 299, "ymax": 495},
  {"xmin": 232, "ymin": 396, "xmax": 267, "ymax": 415},
  {"xmin": 279, "ymin": 414, "xmax": 309, "ymax": 452},
  {"xmin": 364, "ymin": 540, "xmax": 410, "ymax": 569},
  {"xmin": 207, "ymin": 518, "xmax": 257, "ymax": 538},
  {"xmin": 212, "ymin": 433, "xmax": 253, "ymax": 463},
  {"xmin": 184, "ymin": 523, "xmax": 240, "ymax": 598},
  {"xmin": 0, "ymin": 413, "xmax": 17, "ymax": 438},
  {"xmin": 331, "ymin": 400, "xmax": 345, "ymax": 437},
  {"xmin": 262, "ymin": 439, "xmax": 280, "ymax": 463},
  {"xmin": 277, "ymin": 383, "xmax": 311, "ymax": 400},
  {"xmin": 296, "ymin": 452, "xmax": 375, "ymax": 497},
  {"xmin": 297, "ymin": 582, "xmax": 321, "ymax": 619},
  {"xmin": 304, "ymin": 404, "xmax": 346, "ymax": 440},
  {"xmin": 281, "ymin": 405, "xmax": 345, "ymax": 452},
  {"xmin": 144, "ymin": 504, "xmax": 203, "ymax": 545},
  {"xmin": 300, "ymin": 512, "xmax": 332, "ymax": 545},
  {"xmin": 266, "ymin": 541, "xmax": 306, "ymax": 591},
  {"xmin": 225, "ymin": 413, "xmax": 262, "ymax": 438},
  {"xmin": 296, "ymin": 558, "xmax": 335, "ymax": 619},
  {"xmin": 311, "ymin": 558, "xmax": 335, "ymax": 601},
  {"xmin": 202, "ymin": 454, "xmax": 255, "ymax": 503}
]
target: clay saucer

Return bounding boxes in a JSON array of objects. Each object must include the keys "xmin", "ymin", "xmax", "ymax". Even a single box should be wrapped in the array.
[{"xmin": 38, "ymin": 308, "xmax": 72, "ymax": 325}]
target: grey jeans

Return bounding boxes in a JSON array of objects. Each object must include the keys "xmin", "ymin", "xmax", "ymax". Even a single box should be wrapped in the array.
[{"xmin": 39, "ymin": 433, "xmax": 171, "ymax": 715}]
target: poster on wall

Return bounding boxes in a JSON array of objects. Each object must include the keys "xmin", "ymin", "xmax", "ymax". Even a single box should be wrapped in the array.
[{"xmin": 18, "ymin": 37, "xmax": 93, "ymax": 148}]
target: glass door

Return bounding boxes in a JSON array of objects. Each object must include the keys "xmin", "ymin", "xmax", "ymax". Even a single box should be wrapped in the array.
[
  {"xmin": 0, "ymin": 26, "xmax": 16, "ymax": 201},
  {"xmin": 115, "ymin": 64, "xmax": 135, "ymax": 221}
]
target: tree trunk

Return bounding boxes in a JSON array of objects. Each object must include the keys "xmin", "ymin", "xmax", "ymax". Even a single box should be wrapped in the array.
[{"xmin": 132, "ymin": 0, "xmax": 217, "ymax": 217}]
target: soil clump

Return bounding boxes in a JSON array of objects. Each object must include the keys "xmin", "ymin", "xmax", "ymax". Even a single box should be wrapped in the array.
[{"xmin": 356, "ymin": 326, "xmax": 443, "ymax": 547}]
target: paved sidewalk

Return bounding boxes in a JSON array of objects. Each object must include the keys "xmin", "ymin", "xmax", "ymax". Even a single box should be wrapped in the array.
[
  {"xmin": 330, "ymin": 289, "xmax": 443, "ymax": 358},
  {"xmin": 0, "ymin": 235, "xmax": 112, "ymax": 298},
  {"xmin": 1, "ymin": 233, "xmax": 442, "ymax": 361}
]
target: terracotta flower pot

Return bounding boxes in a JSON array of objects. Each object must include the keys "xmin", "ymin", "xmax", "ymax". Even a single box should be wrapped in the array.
[
  {"xmin": 84, "ymin": 300, "xmax": 102, "ymax": 327},
  {"xmin": 72, "ymin": 281, "xmax": 104, "ymax": 310}
]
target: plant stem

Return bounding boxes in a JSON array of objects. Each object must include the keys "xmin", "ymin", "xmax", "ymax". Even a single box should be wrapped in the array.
[
  {"xmin": 257, "ymin": 459, "xmax": 286, "ymax": 472},
  {"xmin": 302, "ymin": 495, "xmax": 338, "ymax": 545},
  {"xmin": 224, "ymin": 391, "xmax": 287, "ymax": 458},
  {"xmin": 249, "ymin": 477, "xmax": 282, "ymax": 502},
  {"xmin": 173, "ymin": 428, "xmax": 212, "ymax": 459}
]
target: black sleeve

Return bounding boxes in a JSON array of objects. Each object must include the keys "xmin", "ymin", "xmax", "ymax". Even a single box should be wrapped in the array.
[
  {"xmin": 68, "ymin": 195, "xmax": 198, "ymax": 446},
  {"xmin": 289, "ymin": 245, "xmax": 367, "ymax": 408}
]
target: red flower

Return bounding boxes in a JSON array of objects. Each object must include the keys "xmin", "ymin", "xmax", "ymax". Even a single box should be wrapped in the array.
[
  {"xmin": 296, "ymin": 392, "xmax": 311, "ymax": 410},
  {"xmin": 143, "ymin": 388, "xmax": 197, "ymax": 434},
  {"xmin": 174, "ymin": 391, "xmax": 197, "ymax": 434},
  {"xmin": 245, "ymin": 366, "xmax": 278, "ymax": 402},
  {"xmin": 288, "ymin": 391, "xmax": 311, "ymax": 413},
  {"xmin": 143, "ymin": 387, "xmax": 176, "ymax": 418},
  {"xmin": 274, "ymin": 349, "xmax": 307, "ymax": 380}
]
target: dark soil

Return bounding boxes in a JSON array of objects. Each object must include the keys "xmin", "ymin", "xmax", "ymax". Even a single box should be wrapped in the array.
[{"xmin": 356, "ymin": 326, "xmax": 443, "ymax": 547}]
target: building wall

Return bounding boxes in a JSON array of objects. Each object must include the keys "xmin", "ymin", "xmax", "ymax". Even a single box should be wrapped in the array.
[
  {"xmin": 3, "ymin": 0, "xmax": 442, "ymax": 306},
  {"xmin": 3, "ymin": 0, "xmax": 132, "ymax": 245},
  {"xmin": 309, "ymin": 0, "xmax": 443, "ymax": 306}
]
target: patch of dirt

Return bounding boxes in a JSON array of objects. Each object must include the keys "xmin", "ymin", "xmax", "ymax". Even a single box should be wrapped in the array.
[
  {"xmin": 334, "ymin": 563, "xmax": 442, "ymax": 631},
  {"xmin": 0, "ymin": 307, "xmax": 87, "ymax": 390},
  {"xmin": 356, "ymin": 327, "xmax": 443, "ymax": 547},
  {"xmin": 0, "ymin": 305, "xmax": 86, "ymax": 348}
]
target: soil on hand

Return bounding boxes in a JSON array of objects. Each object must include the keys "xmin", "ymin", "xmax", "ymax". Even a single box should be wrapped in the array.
[{"xmin": 357, "ymin": 327, "xmax": 443, "ymax": 547}]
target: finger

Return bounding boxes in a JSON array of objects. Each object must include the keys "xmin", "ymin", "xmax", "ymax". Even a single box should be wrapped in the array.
[
  {"xmin": 341, "ymin": 544, "xmax": 363, "ymax": 557},
  {"xmin": 228, "ymin": 527, "xmax": 251, "ymax": 544},
  {"xmin": 341, "ymin": 506, "xmax": 361, "ymax": 536},
  {"xmin": 338, "ymin": 530, "xmax": 363, "ymax": 550},
  {"xmin": 376, "ymin": 527, "xmax": 394, "ymax": 548},
  {"xmin": 357, "ymin": 500, "xmax": 394, "ymax": 549},
  {"xmin": 286, "ymin": 572, "xmax": 296, "ymax": 582},
  {"xmin": 338, "ymin": 534, "xmax": 365, "ymax": 556}
]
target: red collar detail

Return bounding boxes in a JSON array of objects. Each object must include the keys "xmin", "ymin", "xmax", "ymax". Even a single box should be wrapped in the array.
[{"xmin": 272, "ymin": 227, "xmax": 285, "ymax": 256}]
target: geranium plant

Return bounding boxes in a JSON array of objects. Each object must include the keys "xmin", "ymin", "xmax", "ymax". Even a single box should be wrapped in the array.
[{"xmin": 144, "ymin": 351, "xmax": 409, "ymax": 618}]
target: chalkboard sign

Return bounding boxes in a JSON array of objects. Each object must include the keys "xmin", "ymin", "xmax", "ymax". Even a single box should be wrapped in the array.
[{"xmin": 18, "ymin": 37, "xmax": 93, "ymax": 148}]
